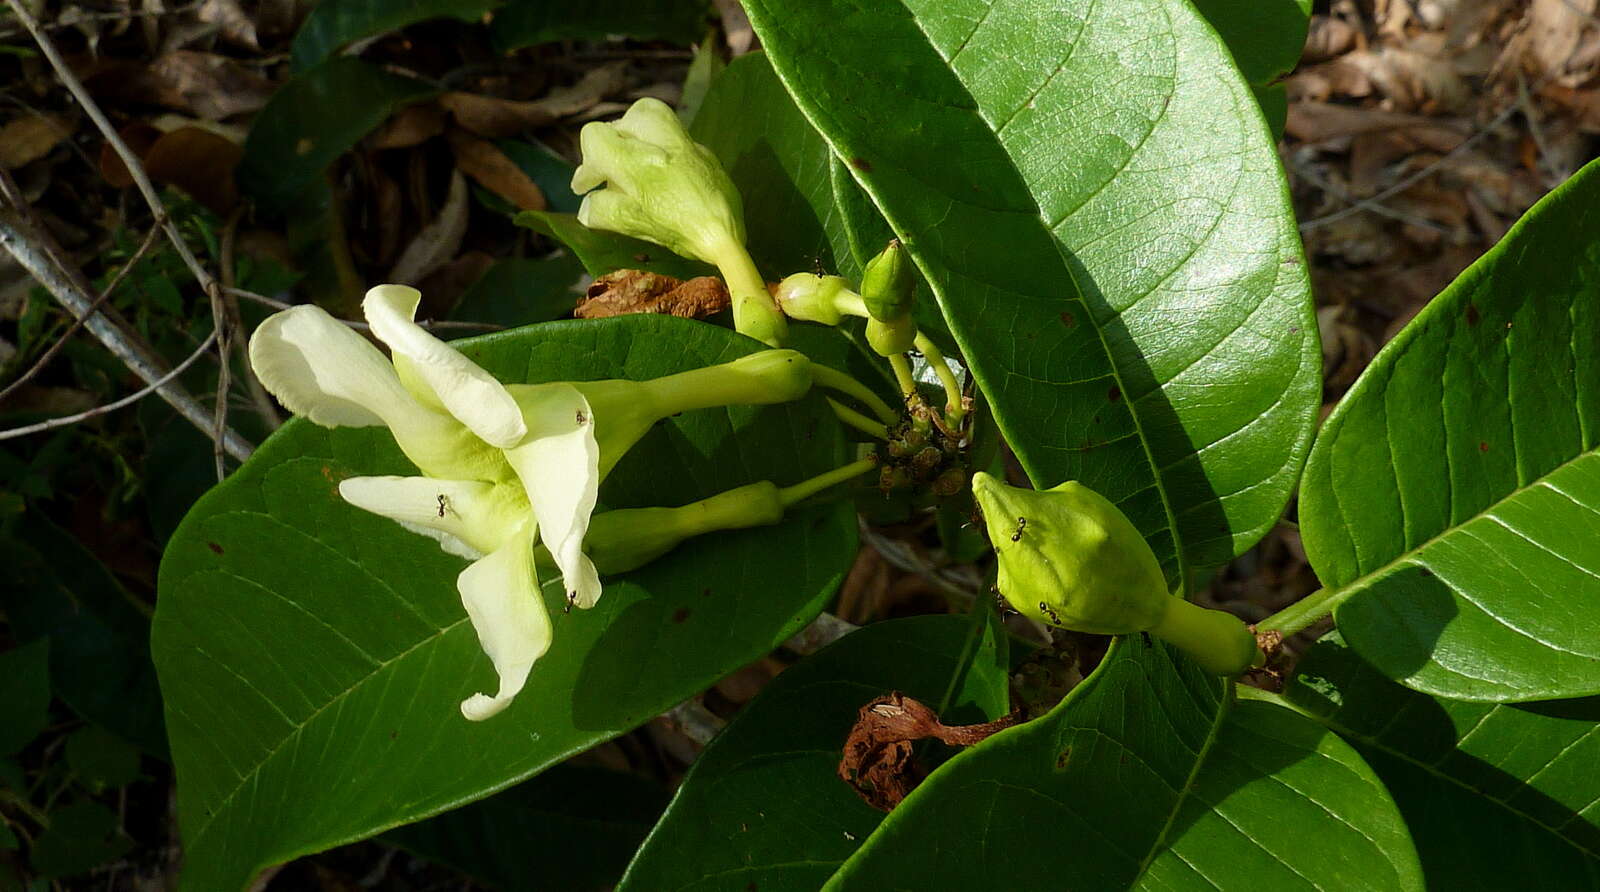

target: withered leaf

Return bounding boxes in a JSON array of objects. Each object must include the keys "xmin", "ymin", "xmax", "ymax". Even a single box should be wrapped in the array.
[
  {"xmin": 0, "ymin": 115, "xmax": 73, "ymax": 170},
  {"xmin": 837, "ymin": 691, "xmax": 1019, "ymax": 812},
  {"xmin": 576, "ymin": 269, "xmax": 730, "ymax": 320},
  {"xmin": 446, "ymin": 128, "xmax": 546, "ymax": 211},
  {"xmin": 441, "ymin": 62, "xmax": 628, "ymax": 138}
]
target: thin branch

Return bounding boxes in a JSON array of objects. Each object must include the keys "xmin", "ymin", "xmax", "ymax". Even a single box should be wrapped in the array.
[
  {"xmin": 219, "ymin": 212, "xmax": 281, "ymax": 432},
  {"xmin": 0, "ymin": 180, "xmax": 252, "ymax": 460},
  {"xmin": 227, "ymin": 287, "xmax": 504, "ymax": 333},
  {"xmin": 1300, "ymin": 102, "xmax": 1520, "ymax": 232},
  {"xmin": 2, "ymin": 0, "xmax": 221, "ymax": 301},
  {"xmin": 0, "ymin": 328, "xmax": 218, "ymax": 443},
  {"xmin": 0, "ymin": 214, "xmax": 165, "ymax": 407}
]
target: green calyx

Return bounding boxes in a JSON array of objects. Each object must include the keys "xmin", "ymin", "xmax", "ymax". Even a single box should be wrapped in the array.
[
  {"xmin": 580, "ymin": 481, "xmax": 785, "ymax": 575},
  {"xmin": 773, "ymin": 273, "xmax": 866, "ymax": 327},
  {"xmin": 528, "ymin": 349, "xmax": 813, "ymax": 480},
  {"xmin": 971, "ymin": 472, "xmax": 1258, "ymax": 676}
]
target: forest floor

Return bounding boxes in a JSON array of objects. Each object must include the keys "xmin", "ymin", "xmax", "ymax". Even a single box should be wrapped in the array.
[{"xmin": 0, "ymin": 0, "xmax": 1597, "ymax": 887}]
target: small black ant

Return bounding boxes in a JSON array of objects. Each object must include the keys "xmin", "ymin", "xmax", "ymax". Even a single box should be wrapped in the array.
[
  {"xmin": 1011, "ymin": 516, "xmax": 1027, "ymax": 542},
  {"xmin": 563, "ymin": 591, "xmax": 577, "ymax": 614},
  {"xmin": 575, "ymin": 409, "xmax": 587, "ymax": 425},
  {"xmin": 1037, "ymin": 601, "xmax": 1061, "ymax": 625},
  {"xmin": 436, "ymin": 494, "xmax": 450, "ymax": 518},
  {"xmin": 1139, "ymin": 631, "xmax": 1153, "ymax": 648}
]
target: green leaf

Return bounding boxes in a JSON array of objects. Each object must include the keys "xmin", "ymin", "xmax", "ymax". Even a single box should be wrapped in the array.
[
  {"xmin": 496, "ymin": 139, "xmax": 583, "ymax": 214},
  {"xmin": 1286, "ymin": 634, "xmax": 1600, "ymax": 887},
  {"xmin": 0, "ymin": 639, "xmax": 50, "ymax": 756},
  {"xmin": 65, "ymin": 725, "xmax": 144, "ymax": 792},
  {"xmin": 1297, "ymin": 158, "xmax": 1600, "ymax": 702},
  {"xmin": 827, "ymin": 639, "xmax": 1423, "ymax": 889},
  {"xmin": 1189, "ymin": 0, "xmax": 1311, "ymax": 86},
  {"xmin": 153, "ymin": 316, "xmax": 854, "ymax": 891},
  {"xmin": 290, "ymin": 0, "xmax": 502, "ymax": 72},
  {"xmin": 0, "ymin": 519, "xmax": 167, "ymax": 756},
  {"xmin": 28, "ymin": 801, "xmax": 133, "ymax": 879},
  {"xmin": 491, "ymin": 0, "xmax": 709, "ymax": 51},
  {"xmin": 448, "ymin": 254, "xmax": 585, "ymax": 328},
  {"xmin": 620, "ymin": 613, "xmax": 1010, "ymax": 891},
  {"xmin": 239, "ymin": 59, "xmax": 434, "ymax": 215},
  {"xmin": 691, "ymin": 53, "xmax": 881, "ymax": 280},
  {"xmin": 515, "ymin": 211, "xmax": 712, "ymax": 280},
  {"xmin": 1187, "ymin": 0, "xmax": 1309, "ymax": 138},
  {"xmin": 746, "ymin": 0, "xmax": 1321, "ymax": 578},
  {"xmin": 385, "ymin": 764, "xmax": 668, "ymax": 890}
]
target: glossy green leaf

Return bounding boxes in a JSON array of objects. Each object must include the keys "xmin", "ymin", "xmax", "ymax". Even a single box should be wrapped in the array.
[
  {"xmin": 448, "ymin": 254, "xmax": 585, "ymax": 328},
  {"xmin": 0, "ymin": 518, "xmax": 166, "ymax": 756},
  {"xmin": 0, "ymin": 639, "xmax": 50, "ymax": 755},
  {"xmin": 153, "ymin": 315, "xmax": 854, "ymax": 890},
  {"xmin": 239, "ymin": 59, "xmax": 434, "ymax": 215},
  {"xmin": 1286, "ymin": 634, "xmax": 1600, "ymax": 887},
  {"xmin": 747, "ymin": 0, "xmax": 1321, "ymax": 578},
  {"xmin": 515, "ymin": 211, "xmax": 711, "ymax": 280},
  {"xmin": 290, "ymin": 0, "xmax": 502, "ymax": 72},
  {"xmin": 1188, "ymin": 0, "xmax": 1310, "ymax": 137},
  {"xmin": 620, "ymin": 613, "xmax": 1010, "ymax": 891},
  {"xmin": 1298, "ymin": 158, "xmax": 1600, "ymax": 702},
  {"xmin": 827, "ymin": 639, "xmax": 1422, "ymax": 889},
  {"xmin": 385, "ymin": 764, "xmax": 668, "ymax": 890},
  {"xmin": 692, "ymin": 53, "xmax": 884, "ymax": 281},
  {"xmin": 491, "ymin": 0, "xmax": 709, "ymax": 51}
]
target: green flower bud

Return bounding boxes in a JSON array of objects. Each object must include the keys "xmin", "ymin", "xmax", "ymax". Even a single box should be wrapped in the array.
[
  {"xmin": 774, "ymin": 273, "xmax": 853, "ymax": 326},
  {"xmin": 860, "ymin": 241, "xmax": 917, "ymax": 356},
  {"xmin": 579, "ymin": 481, "xmax": 784, "ymax": 575},
  {"xmin": 971, "ymin": 472, "xmax": 1258, "ymax": 675},
  {"xmin": 571, "ymin": 98, "xmax": 745, "ymax": 266}
]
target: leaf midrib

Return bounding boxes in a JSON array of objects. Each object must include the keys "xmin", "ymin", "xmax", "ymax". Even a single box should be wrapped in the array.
[{"xmin": 1129, "ymin": 679, "xmax": 1235, "ymax": 884}]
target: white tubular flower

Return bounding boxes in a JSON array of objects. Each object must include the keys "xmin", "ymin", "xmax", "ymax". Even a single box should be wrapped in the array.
[
  {"xmin": 506, "ymin": 383, "xmax": 603, "ymax": 610},
  {"xmin": 571, "ymin": 97, "xmax": 746, "ymax": 267},
  {"xmin": 251, "ymin": 285, "xmax": 608, "ymax": 721},
  {"xmin": 337, "ymin": 475, "xmax": 553, "ymax": 720},
  {"xmin": 248, "ymin": 289, "xmax": 517, "ymax": 483}
]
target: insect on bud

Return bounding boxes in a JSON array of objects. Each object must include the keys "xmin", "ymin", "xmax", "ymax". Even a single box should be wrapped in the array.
[{"xmin": 971, "ymin": 472, "xmax": 1258, "ymax": 675}]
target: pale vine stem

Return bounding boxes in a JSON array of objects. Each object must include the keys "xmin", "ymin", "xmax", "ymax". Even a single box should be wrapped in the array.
[{"xmin": 0, "ymin": 0, "xmax": 258, "ymax": 460}]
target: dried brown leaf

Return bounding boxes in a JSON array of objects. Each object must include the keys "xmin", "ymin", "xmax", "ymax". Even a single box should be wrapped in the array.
[
  {"xmin": 141, "ymin": 126, "xmax": 242, "ymax": 215},
  {"xmin": 0, "ymin": 114, "xmax": 72, "ymax": 169},
  {"xmin": 576, "ymin": 269, "xmax": 730, "ymax": 319},
  {"xmin": 198, "ymin": 0, "xmax": 259, "ymax": 49},
  {"xmin": 440, "ymin": 63, "xmax": 627, "ymax": 138},
  {"xmin": 388, "ymin": 170, "xmax": 469, "ymax": 286},
  {"xmin": 368, "ymin": 103, "xmax": 445, "ymax": 151},
  {"xmin": 85, "ymin": 51, "xmax": 274, "ymax": 120},
  {"xmin": 446, "ymin": 128, "xmax": 546, "ymax": 211},
  {"xmin": 1285, "ymin": 101, "xmax": 1468, "ymax": 152},
  {"xmin": 837, "ymin": 692, "xmax": 1020, "ymax": 812}
]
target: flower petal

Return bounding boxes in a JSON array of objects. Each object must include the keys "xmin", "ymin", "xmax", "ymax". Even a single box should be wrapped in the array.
[
  {"xmin": 457, "ymin": 526, "xmax": 549, "ymax": 721},
  {"xmin": 248, "ymin": 305, "xmax": 417, "ymax": 428},
  {"xmin": 505, "ymin": 383, "xmax": 602, "ymax": 610},
  {"xmin": 363, "ymin": 285, "xmax": 527, "ymax": 448},
  {"xmin": 339, "ymin": 476, "xmax": 528, "ymax": 558}
]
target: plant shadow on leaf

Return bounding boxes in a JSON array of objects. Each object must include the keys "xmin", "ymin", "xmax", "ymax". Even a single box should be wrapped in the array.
[
  {"xmin": 1287, "ymin": 637, "xmax": 1600, "ymax": 886},
  {"xmin": 1331, "ymin": 563, "xmax": 1457, "ymax": 686}
]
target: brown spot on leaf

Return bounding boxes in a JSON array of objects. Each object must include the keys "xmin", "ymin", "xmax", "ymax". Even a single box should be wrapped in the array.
[
  {"xmin": 850, "ymin": 156, "xmax": 872, "ymax": 172},
  {"xmin": 671, "ymin": 607, "xmax": 691, "ymax": 624},
  {"xmin": 1056, "ymin": 747, "xmax": 1072, "ymax": 769},
  {"xmin": 207, "ymin": 542, "xmax": 224, "ymax": 554},
  {"xmin": 1059, "ymin": 311, "xmax": 1076, "ymax": 328},
  {"xmin": 1479, "ymin": 441, "xmax": 1489, "ymax": 453},
  {"xmin": 577, "ymin": 269, "xmax": 730, "ymax": 320},
  {"xmin": 838, "ymin": 691, "xmax": 1020, "ymax": 812},
  {"xmin": 1466, "ymin": 303, "xmax": 1480, "ymax": 326},
  {"xmin": 1107, "ymin": 385, "xmax": 1121, "ymax": 402}
]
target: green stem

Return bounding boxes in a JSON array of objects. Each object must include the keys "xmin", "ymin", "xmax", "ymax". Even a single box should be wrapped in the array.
[
  {"xmin": 778, "ymin": 457, "xmax": 878, "ymax": 507},
  {"xmin": 1254, "ymin": 586, "xmax": 1347, "ymax": 638},
  {"xmin": 711, "ymin": 238, "xmax": 788, "ymax": 347},
  {"xmin": 889, "ymin": 354, "xmax": 917, "ymax": 398},
  {"xmin": 828, "ymin": 398, "xmax": 890, "ymax": 439},
  {"xmin": 811, "ymin": 362, "xmax": 900, "ymax": 425},
  {"xmin": 1148, "ymin": 597, "xmax": 1260, "ymax": 676},
  {"xmin": 915, "ymin": 334, "xmax": 965, "ymax": 424}
]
